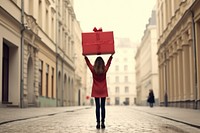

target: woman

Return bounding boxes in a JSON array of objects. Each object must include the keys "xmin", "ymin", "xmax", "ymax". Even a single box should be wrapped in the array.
[
  {"xmin": 147, "ymin": 89, "xmax": 155, "ymax": 107},
  {"xmin": 84, "ymin": 54, "xmax": 113, "ymax": 129}
]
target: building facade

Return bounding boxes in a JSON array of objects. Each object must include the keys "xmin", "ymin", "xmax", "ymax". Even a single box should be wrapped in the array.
[
  {"xmin": 0, "ymin": 0, "xmax": 85, "ymax": 108},
  {"xmin": 157, "ymin": 0, "xmax": 200, "ymax": 109},
  {"xmin": 1, "ymin": 0, "xmax": 22, "ymax": 107},
  {"xmin": 55, "ymin": 0, "xmax": 76, "ymax": 107},
  {"xmin": 74, "ymin": 19, "xmax": 87, "ymax": 106},
  {"xmin": 108, "ymin": 38, "xmax": 137, "ymax": 105},
  {"xmin": 135, "ymin": 9, "xmax": 159, "ymax": 106}
]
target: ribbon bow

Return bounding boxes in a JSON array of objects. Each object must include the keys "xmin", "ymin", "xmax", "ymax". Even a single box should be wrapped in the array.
[{"xmin": 93, "ymin": 27, "xmax": 103, "ymax": 32}]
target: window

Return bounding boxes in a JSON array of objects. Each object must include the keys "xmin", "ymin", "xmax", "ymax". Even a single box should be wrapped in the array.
[
  {"xmin": 64, "ymin": 34, "xmax": 67, "ymax": 53},
  {"xmin": 115, "ymin": 87, "xmax": 119, "ymax": 93},
  {"xmin": 124, "ymin": 65, "xmax": 128, "ymax": 71},
  {"xmin": 51, "ymin": 67, "xmax": 54, "ymax": 98},
  {"xmin": 124, "ymin": 76, "xmax": 128, "ymax": 82},
  {"xmin": 58, "ymin": 25, "xmax": 61, "ymax": 47},
  {"xmin": 45, "ymin": 8, "xmax": 49, "ymax": 34},
  {"xmin": 46, "ymin": 64, "xmax": 49, "ymax": 97},
  {"xmin": 115, "ymin": 76, "xmax": 119, "ymax": 82},
  {"xmin": 71, "ymin": 43, "xmax": 74, "ymax": 59},
  {"xmin": 125, "ymin": 86, "xmax": 129, "ymax": 93},
  {"xmin": 115, "ymin": 65, "xmax": 119, "ymax": 71},
  {"xmin": 58, "ymin": 0, "xmax": 61, "ymax": 13},
  {"xmin": 62, "ymin": 29, "xmax": 65, "ymax": 50},
  {"xmin": 38, "ymin": 0, "xmax": 42, "ymax": 27},
  {"xmin": 68, "ymin": 37, "xmax": 70, "ymax": 56},
  {"xmin": 29, "ymin": 0, "xmax": 34, "ymax": 15},
  {"xmin": 51, "ymin": 17, "xmax": 54, "ymax": 39},
  {"xmin": 64, "ymin": 6, "xmax": 67, "ymax": 24},
  {"xmin": 115, "ymin": 97, "xmax": 120, "ymax": 105},
  {"xmin": 38, "ymin": 60, "xmax": 43, "ymax": 96},
  {"xmin": 124, "ymin": 98, "xmax": 130, "ymax": 105}
]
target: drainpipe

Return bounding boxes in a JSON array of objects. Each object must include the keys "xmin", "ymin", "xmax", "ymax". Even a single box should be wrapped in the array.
[
  {"xmin": 20, "ymin": 0, "xmax": 25, "ymax": 108},
  {"xmin": 56, "ymin": 1, "xmax": 59, "ymax": 107},
  {"xmin": 191, "ymin": 10, "xmax": 198, "ymax": 109}
]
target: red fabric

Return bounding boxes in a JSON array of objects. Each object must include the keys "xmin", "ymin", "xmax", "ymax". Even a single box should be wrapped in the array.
[
  {"xmin": 85, "ymin": 56, "xmax": 113, "ymax": 98},
  {"xmin": 82, "ymin": 31, "xmax": 115, "ymax": 55}
]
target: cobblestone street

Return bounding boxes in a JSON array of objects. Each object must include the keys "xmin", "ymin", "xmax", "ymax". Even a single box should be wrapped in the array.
[{"xmin": 0, "ymin": 106, "xmax": 199, "ymax": 133}]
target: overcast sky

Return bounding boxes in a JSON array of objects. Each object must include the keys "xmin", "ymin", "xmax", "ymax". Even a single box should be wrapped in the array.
[{"xmin": 74, "ymin": 0, "xmax": 156, "ymax": 43}]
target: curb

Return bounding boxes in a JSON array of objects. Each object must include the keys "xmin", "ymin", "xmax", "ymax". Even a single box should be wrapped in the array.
[{"xmin": 0, "ymin": 106, "xmax": 92, "ymax": 125}]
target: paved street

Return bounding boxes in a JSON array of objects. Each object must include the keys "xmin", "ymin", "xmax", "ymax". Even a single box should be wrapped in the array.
[{"xmin": 0, "ymin": 106, "xmax": 199, "ymax": 133}]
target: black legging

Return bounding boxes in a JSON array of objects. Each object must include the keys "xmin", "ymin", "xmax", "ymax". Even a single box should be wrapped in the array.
[{"xmin": 95, "ymin": 97, "xmax": 106, "ymax": 123}]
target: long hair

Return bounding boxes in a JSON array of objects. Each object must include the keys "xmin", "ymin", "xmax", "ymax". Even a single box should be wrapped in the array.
[{"xmin": 94, "ymin": 56, "xmax": 105, "ymax": 74}]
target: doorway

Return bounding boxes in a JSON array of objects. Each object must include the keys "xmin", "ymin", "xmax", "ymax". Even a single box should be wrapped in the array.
[
  {"xmin": 27, "ymin": 57, "xmax": 34, "ymax": 104},
  {"xmin": 78, "ymin": 89, "xmax": 81, "ymax": 106},
  {"xmin": 2, "ymin": 43, "xmax": 9, "ymax": 104}
]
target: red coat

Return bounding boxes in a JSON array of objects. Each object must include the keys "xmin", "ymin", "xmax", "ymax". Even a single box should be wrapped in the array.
[{"xmin": 85, "ymin": 56, "xmax": 113, "ymax": 98}]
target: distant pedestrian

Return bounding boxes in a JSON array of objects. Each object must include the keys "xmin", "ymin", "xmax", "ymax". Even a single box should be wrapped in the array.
[
  {"xmin": 147, "ymin": 89, "xmax": 155, "ymax": 107},
  {"xmin": 84, "ymin": 54, "xmax": 114, "ymax": 129}
]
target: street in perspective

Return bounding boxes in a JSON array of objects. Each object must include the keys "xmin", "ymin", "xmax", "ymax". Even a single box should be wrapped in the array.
[
  {"xmin": 1, "ymin": 0, "xmax": 200, "ymax": 133},
  {"xmin": 0, "ymin": 106, "xmax": 200, "ymax": 133}
]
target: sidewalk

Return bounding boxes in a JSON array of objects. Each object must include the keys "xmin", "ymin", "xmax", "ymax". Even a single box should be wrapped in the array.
[
  {"xmin": 131, "ymin": 106, "xmax": 200, "ymax": 129},
  {"xmin": 0, "ymin": 106, "xmax": 91, "ymax": 125},
  {"xmin": 0, "ymin": 105, "xmax": 200, "ymax": 130}
]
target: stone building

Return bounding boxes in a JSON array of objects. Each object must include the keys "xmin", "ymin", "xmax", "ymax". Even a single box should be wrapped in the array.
[
  {"xmin": 0, "ymin": 0, "xmax": 85, "ymax": 108},
  {"xmin": 55, "ymin": 0, "xmax": 76, "ymax": 107},
  {"xmin": 135, "ymin": 9, "xmax": 159, "ymax": 106},
  {"xmin": 157, "ymin": 0, "xmax": 200, "ymax": 109},
  {"xmin": 73, "ymin": 19, "xmax": 87, "ymax": 106},
  {"xmin": 1, "ymin": 0, "xmax": 23, "ymax": 107},
  {"xmin": 108, "ymin": 38, "xmax": 137, "ymax": 105}
]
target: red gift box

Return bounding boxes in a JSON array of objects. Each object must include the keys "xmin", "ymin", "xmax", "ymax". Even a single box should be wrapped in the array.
[{"xmin": 81, "ymin": 29, "xmax": 115, "ymax": 55}]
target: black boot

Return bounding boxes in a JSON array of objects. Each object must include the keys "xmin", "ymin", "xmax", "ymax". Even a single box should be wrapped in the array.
[
  {"xmin": 96, "ymin": 122, "xmax": 100, "ymax": 129},
  {"xmin": 101, "ymin": 122, "xmax": 105, "ymax": 129}
]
